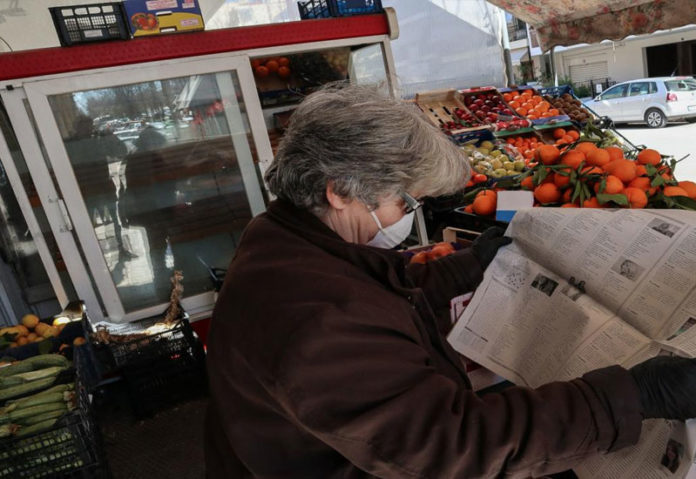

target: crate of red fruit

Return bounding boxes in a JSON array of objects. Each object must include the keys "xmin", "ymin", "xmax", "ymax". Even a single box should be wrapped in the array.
[
  {"xmin": 414, "ymin": 89, "xmax": 489, "ymax": 135},
  {"xmin": 499, "ymin": 86, "xmax": 569, "ymax": 125},
  {"xmin": 459, "ymin": 87, "xmax": 530, "ymax": 133}
]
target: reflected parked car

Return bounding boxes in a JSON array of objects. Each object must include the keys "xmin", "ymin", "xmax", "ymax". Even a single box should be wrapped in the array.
[{"xmin": 584, "ymin": 77, "xmax": 696, "ymax": 128}]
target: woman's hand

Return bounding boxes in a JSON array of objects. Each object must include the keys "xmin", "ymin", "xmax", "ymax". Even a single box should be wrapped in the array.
[{"xmin": 471, "ymin": 227, "xmax": 512, "ymax": 269}]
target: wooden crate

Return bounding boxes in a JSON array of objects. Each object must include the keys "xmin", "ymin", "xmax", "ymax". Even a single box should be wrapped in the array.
[{"xmin": 414, "ymin": 89, "xmax": 488, "ymax": 134}]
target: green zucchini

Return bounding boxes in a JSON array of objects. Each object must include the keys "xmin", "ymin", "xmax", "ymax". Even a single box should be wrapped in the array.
[
  {"xmin": 8, "ymin": 402, "xmax": 66, "ymax": 423},
  {"xmin": 9, "ymin": 366, "xmax": 65, "ymax": 383},
  {"xmin": 7, "ymin": 392, "xmax": 64, "ymax": 410},
  {"xmin": 20, "ymin": 409, "xmax": 66, "ymax": 426},
  {"xmin": 0, "ymin": 354, "xmax": 68, "ymax": 378},
  {"xmin": 0, "ymin": 376, "xmax": 57, "ymax": 402},
  {"xmin": 16, "ymin": 418, "xmax": 58, "ymax": 437}
]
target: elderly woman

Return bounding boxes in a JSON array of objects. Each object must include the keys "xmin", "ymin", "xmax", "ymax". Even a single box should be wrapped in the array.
[{"xmin": 206, "ymin": 85, "xmax": 696, "ymax": 478}]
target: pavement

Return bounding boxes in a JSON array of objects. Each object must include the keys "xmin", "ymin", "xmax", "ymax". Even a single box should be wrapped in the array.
[{"xmin": 615, "ymin": 122, "xmax": 696, "ymax": 182}]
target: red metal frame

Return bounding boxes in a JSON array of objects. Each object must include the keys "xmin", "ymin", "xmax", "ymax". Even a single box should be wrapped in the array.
[{"xmin": 0, "ymin": 15, "xmax": 389, "ymax": 82}]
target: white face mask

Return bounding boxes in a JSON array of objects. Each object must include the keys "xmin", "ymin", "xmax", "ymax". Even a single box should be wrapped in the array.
[{"xmin": 367, "ymin": 211, "xmax": 415, "ymax": 249}]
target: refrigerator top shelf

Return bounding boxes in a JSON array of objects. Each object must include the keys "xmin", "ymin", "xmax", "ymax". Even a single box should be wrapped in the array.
[{"xmin": 0, "ymin": 14, "xmax": 390, "ymax": 84}]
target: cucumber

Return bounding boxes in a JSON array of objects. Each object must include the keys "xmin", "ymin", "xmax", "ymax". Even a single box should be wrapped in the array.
[
  {"xmin": 10, "ymin": 366, "xmax": 66, "ymax": 383},
  {"xmin": 16, "ymin": 418, "xmax": 58, "ymax": 437},
  {"xmin": 0, "ymin": 354, "xmax": 68, "ymax": 378},
  {"xmin": 0, "ymin": 376, "xmax": 58, "ymax": 402},
  {"xmin": 7, "ymin": 392, "xmax": 64, "ymax": 410},
  {"xmin": 20, "ymin": 409, "xmax": 66, "ymax": 426},
  {"xmin": 8, "ymin": 402, "xmax": 66, "ymax": 423}
]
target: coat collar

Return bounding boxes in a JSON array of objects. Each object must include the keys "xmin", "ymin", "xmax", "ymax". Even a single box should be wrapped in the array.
[{"xmin": 265, "ymin": 199, "xmax": 411, "ymax": 290}]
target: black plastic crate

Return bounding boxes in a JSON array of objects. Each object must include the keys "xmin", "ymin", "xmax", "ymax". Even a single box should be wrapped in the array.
[
  {"xmin": 0, "ymin": 351, "xmax": 110, "ymax": 478},
  {"xmin": 298, "ymin": 0, "xmax": 382, "ymax": 19},
  {"xmin": 50, "ymin": 3, "xmax": 129, "ymax": 47},
  {"xmin": 121, "ymin": 343, "xmax": 207, "ymax": 417}
]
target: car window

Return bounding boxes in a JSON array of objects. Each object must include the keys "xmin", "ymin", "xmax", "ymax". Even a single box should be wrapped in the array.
[
  {"xmin": 649, "ymin": 82, "xmax": 657, "ymax": 94},
  {"xmin": 600, "ymin": 84, "xmax": 628, "ymax": 100},
  {"xmin": 666, "ymin": 79, "xmax": 696, "ymax": 91},
  {"xmin": 629, "ymin": 82, "xmax": 651, "ymax": 96}
]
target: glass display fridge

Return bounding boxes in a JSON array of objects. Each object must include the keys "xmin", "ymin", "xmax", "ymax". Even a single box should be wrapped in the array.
[{"xmin": 0, "ymin": 12, "xmax": 402, "ymax": 323}]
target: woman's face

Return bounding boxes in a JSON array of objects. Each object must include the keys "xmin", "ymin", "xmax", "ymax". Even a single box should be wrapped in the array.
[{"xmin": 322, "ymin": 190, "xmax": 418, "ymax": 245}]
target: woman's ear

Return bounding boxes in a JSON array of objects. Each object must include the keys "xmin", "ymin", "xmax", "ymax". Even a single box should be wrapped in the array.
[{"xmin": 326, "ymin": 182, "xmax": 352, "ymax": 210}]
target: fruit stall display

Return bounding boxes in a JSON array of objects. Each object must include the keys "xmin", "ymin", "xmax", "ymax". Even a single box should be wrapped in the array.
[
  {"xmin": 498, "ymin": 87, "xmax": 566, "ymax": 123},
  {"xmin": 459, "ymin": 87, "xmax": 533, "ymax": 133},
  {"xmin": 461, "ymin": 137, "xmax": 526, "ymax": 181},
  {"xmin": 251, "ymin": 47, "xmax": 350, "ymax": 108},
  {"xmin": 414, "ymin": 89, "xmax": 487, "ymax": 136},
  {"xmin": 0, "ymin": 313, "xmax": 87, "ymax": 360},
  {"xmin": 459, "ymin": 135, "xmax": 696, "ymax": 218}
]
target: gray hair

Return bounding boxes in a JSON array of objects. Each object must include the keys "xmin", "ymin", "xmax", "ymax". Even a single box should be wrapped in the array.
[{"xmin": 264, "ymin": 84, "xmax": 471, "ymax": 216}]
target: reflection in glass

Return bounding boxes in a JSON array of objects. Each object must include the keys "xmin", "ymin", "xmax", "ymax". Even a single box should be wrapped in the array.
[{"xmin": 49, "ymin": 73, "xmax": 255, "ymax": 312}]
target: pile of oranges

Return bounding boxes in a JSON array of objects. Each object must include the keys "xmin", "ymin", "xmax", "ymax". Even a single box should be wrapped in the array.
[
  {"xmin": 550, "ymin": 127, "xmax": 580, "ymax": 147},
  {"xmin": 505, "ymin": 134, "xmax": 542, "ymax": 163},
  {"xmin": 409, "ymin": 242, "xmax": 456, "ymax": 264},
  {"xmin": 251, "ymin": 57, "xmax": 291, "ymax": 79},
  {"xmin": 521, "ymin": 144, "xmax": 696, "ymax": 209},
  {"xmin": 502, "ymin": 89, "xmax": 561, "ymax": 120}
]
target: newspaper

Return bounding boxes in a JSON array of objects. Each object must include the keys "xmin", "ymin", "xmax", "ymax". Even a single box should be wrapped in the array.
[{"xmin": 447, "ymin": 208, "xmax": 696, "ymax": 478}]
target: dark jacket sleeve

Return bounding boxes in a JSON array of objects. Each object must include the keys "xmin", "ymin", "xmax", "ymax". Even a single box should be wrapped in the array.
[
  {"xmin": 262, "ymin": 304, "xmax": 643, "ymax": 479},
  {"xmin": 406, "ymin": 248, "xmax": 484, "ymax": 311}
]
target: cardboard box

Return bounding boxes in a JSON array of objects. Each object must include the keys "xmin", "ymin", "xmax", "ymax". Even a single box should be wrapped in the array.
[{"xmin": 123, "ymin": 0, "xmax": 204, "ymax": 37}]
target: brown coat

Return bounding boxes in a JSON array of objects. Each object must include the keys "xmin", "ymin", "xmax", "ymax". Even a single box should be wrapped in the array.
[{"xmin": 206, "ymin": 200, "xmax": 643, "ymax": 479}]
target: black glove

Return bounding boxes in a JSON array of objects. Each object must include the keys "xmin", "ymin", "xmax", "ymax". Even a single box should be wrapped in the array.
[
  {"xmin": 471, "ymin": 226, "xmax": 512, "ymax": 269},
  {"xmin": 630, "ymin": 356, "xmax": 696, "ymax": 420}
]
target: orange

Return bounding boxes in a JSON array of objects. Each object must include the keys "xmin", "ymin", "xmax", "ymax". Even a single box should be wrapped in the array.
[
  {"xmin": 278, "ymin": 57, "xmax": 290, "ymax": 67},
  {"xmin": 536, "ymin": 145, "xmax": 561, "ymax": 165},
  {"xmin": 605, "ymin": 146, "xmax": 624, "ymax": 162},
  {"xmin": 635, "ymin": 165, "xmax": 648, "ymax": 177},
  {"xmin": 21, "ymin": 314, "xmax": 39, "ymax": 330},
  {"xmin": 254, "ymin": 65, "xmax": 269, "ymax": 77},
  {"xmin": 561, "ymin": 203, "xmax": 579, "ymax": 208},
  {"xmin": 277, "ymin": 66, "xmax": 291, "ymax": 79},
  {"xmin": 534, "ymin": 183, "xmax": 561, "ymax": 204},
  {"xmin": 554, "ymin": 169, "xmax": 572, "ymax": 188},
  {"xmin": 566, "ymin": 130, "xmax": 580, "ymax": 141},
  {"xmin": 604, "ymin": 159, "xmax": 637, "ymax": 183},
  {"xmin": 476, "ymin": 189, "xmax": 497, "ymax": 199},
  {"xmin": 663, "ymin": 186, "xmax": 690, "ymax": 197},
  {"xmin": 464, "ymin": 204, "xmax": 474, "ymax": 213},
  {"xmin": 628, "ymin": 177, "xmax": 657, "ymax": 196},
  {"xmin": 472, "ymin": 195, "xmax": 496, "ymax": 216},
  {"xmin": 636, "ymin": 149, "xmax": 662, "ymax": 166},
  {"xmin": 678, "ymin": 181, "xmax": 696, "ymax": 199},
  {"xmin": 586, "ymin": 149, "xmax": 611, "ymax": 167},
  {"xmin": 594, "ymin": 175, "xmax": 624, "ymax": 195},
  {"xmin": 581, "ymin": 197, "xmax": 602, "ymax": 208},
  {"xmin": 553, "ymin": 128, "xmax": 567, "ymax": 139},
  {"xmin": 520, "ymin": 176, "xmax": 535, "ymax": 190},
  {"xmin": 265, "ymin": 60, "xmax": 279, "ymax": 73},
  {"xmin": 15, "ymin": 325, "xmax": 29, "ymax": 336},
  {"xmin": 17, "ymin": 336, "xmax": 29, "ymax": 346},
  {"xmin": 409, "ymin": 251, "xmax": 428, "ymax": 264},
  {"xmin": 562, "ymin": 189, "xmax": 574, "ymax": 204},
  {"xmin": 581, "ymin": 166, "xmax": 603, "ymax": 175},
  {"xmin": 26, "ymin": 332, "xmax": 37, "ymax": 342},
  {"xmin": 575, "ymin": 142, "xmax": 597, "ymax": 156},
  {"xmin": 623, "ymin": 187, "xmax": 648, "ymax": 208},
  {"xmin": 560, "ymin": 150, "xmax": 585, "ymax": 169}
]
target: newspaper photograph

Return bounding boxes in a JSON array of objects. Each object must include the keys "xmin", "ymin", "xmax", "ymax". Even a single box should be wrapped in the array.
[{"xmin": 447, "ymin": 208, "xmax": 696, "ymax": 478}]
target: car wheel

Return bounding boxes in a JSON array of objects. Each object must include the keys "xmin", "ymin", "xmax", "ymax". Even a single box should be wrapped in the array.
[{"xmin": 645, "ymin": 108, "xmax": 666, "ymax": 128}]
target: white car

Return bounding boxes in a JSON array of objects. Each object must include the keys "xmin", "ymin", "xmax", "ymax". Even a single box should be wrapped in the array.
[{"xmin": 585, "ymin": 77, "xmax": 696, "ymax": 128}]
